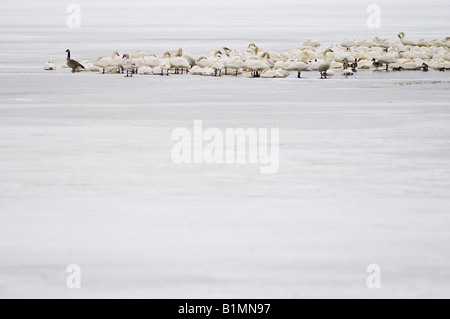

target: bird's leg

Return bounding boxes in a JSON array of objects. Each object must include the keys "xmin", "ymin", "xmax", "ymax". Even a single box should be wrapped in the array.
[
  {"xmin": 386, "ymin": 64, "xmax": 389, "ymax": 71},
  {"xmin": 298, "ymin": 72, "xmax": 301, "ymax": 78}
]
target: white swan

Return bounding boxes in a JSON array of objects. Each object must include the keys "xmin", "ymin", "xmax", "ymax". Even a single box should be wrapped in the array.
[
  {"xmin": 261, "ymin": 68, "xmax": 289, "ymax": 78},
  {"xmin": 137, "ymin": 66, "xmax": 153, "ymax": 75},
  {"xmin": 398, "ymin": 32, "xmax": 417, "ymax": 46},
  {"xmin": 303, "ymin": 40, "xmax": 321, "ymax": 48},
  {"xmin": 122, "ymin": 54, "xmax": 136, "ymax": 77},
  {"xmin": 378, "ymin": 54, "xmax": 398, "ymax": 71},
  {"xmin": 159, "ymin": 53, "xmax": 172, "ymax": 76},
  {"xmin": 94, "ymin": 52, "xmax": 120, "ymax": 74},
  {"xmin": 44, "ymin": 62, "xmax": 56, "ymax": 70},
  {"xmin": 225, "ymin": 56, "xmax": 244, "ymax": 76},
  {"xmin": 130, "ymin": 50, "xmax": 150, "ymax": 59},
  {"xmin": 284, "ymin": 60, "xmax": 309, "ymax": 78},
  {"xmin": 318, "ymin": 49, "xmax": 334, "ymax": 78},
  {"xmin": 341, "ymin": 39, "xmax": 359, "ymax": 48}
]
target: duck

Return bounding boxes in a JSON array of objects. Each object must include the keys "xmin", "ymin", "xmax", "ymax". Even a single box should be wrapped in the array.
[
  {"xmin": 318, "ymin": 49, "xmax": 334, "ymax": 79},
  {"xmin": 65, "ymin": 50, "xmax": 85, "ymax": 73},
  {"xmin": 44, "ymin": 61, "xmax": 57, "ymax": 71},
  {"xmin": 398, "ymin": 32, "xmax": 417, "ymax": 46}
]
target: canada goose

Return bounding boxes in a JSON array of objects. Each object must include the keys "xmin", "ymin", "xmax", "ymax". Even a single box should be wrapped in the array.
[
  {"xmin": 65, "ymin": 50, "xmax": 84, "ymax": 73},
  {"xmin": 44, "ymin": 61, "xmax": 56, "ymax": 71},
  {"xmin": 372, "ymin": 58, "xmax": 384, "ymax": 70},
  {"xmin": 318, "ymin": 49, "xmax": 333, "ymax": 79},
  {"xmin": 350, "ymin": 59, "xmax": 359, "ymax": 72},
  {"xmin": 422, "ymin": 63, "xmax": 429, "ymax": 72},
  {"xmin": 393, "ymin": 67, "xmax": 403, "ymax": 72}
]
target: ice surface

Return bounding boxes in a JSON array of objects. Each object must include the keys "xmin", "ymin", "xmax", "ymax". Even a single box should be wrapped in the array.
[{"xmin": 0, "ymin": 0, "xmax": 450, "ymax": 299}]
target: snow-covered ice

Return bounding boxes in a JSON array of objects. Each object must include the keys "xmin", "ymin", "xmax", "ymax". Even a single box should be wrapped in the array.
[{"xmin": 0, "ymin": 0, "xmax": 450, "ymax": 299}]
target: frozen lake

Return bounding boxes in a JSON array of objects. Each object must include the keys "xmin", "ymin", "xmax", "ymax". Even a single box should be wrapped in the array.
[{"xmin": 0, "ymin": 0, "xmax": 450, "ymax": 299}]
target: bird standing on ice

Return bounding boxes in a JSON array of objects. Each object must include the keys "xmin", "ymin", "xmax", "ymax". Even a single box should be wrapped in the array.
[
  {"xmin": 65, "ymin": 50, "xmax": 85, "ymax": 73},
  {"xmin": 318, "ymin": 49, "xmax": 333, "ymax": 79}
]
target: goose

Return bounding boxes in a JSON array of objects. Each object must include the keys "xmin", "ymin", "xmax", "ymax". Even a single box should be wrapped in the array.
[
  {"xmin": 44, "ymin": 61, "xmax": 56, "ymax": 70},
  {"xmin": 378, "ymin": 54, "xmax": 398, "ymax": 71},
  {"xmin": 392, "ymin": 67, "xmax": 403, "ymax": 72},
  {"xmin": 422, "ymin": 63, "xmax": 429, "ymax": 72},
  {"xmin": 398, "ymin": 32, "xmax": 417, "ymax": 46},
  {"xmin": 122, "ymin": 54, "xmax": 136, "ymax": 77},
  {"xmin": 318, "ymin": 49, "xmax": 333, "ymax": 79},
  {"xmin": 371, "ymin": 58, "xmax": 384, "ymax": 70},
  {"xmin": 350, "ymin": 58, "xmax": 359, "ymax": 72},
  {"xmin": 284, "ymin": 60, "xmax": 309, "ymax": 78},
  {"xmin": 65, "ymin": 50, "xmax": 85, "ymax": 73}
]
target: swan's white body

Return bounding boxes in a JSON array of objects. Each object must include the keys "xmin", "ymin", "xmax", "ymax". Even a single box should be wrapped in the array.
[
  {"xmin": 44, "ymin": 62, "xmax": 56, "ymax": 70},
  {"xmin": 318, "ymin": 49, "xmax": 333, "ymax": 78},
  {"xmin": 398, "ymin": 33, "xmax": 418, "ymax": 46},
  {"xmin": 137, "ymin": 66, "xmax": 153, "ymax": 75},
  {"xmin": 284, "ymin": 60, "xmax": 309, "ymax": 78},
  {"xmin": 261, "ymin": 68, "xmax": 289, "ymax": 78}
]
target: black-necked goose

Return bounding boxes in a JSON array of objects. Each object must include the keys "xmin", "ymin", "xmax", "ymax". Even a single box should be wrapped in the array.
[{"xmin": 65, "ymin": 50, "xmax": 85, "ymax": 73}]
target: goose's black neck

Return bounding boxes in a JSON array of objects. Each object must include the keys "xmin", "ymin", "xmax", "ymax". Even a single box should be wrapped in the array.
[{"xmin": 67, "ymin": 50, "xmax": 71, "ymax": 60}]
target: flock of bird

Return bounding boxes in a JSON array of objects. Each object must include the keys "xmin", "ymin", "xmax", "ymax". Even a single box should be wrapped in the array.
[{"xmin": 45, "ymin": 33, "xmax": 450, "ymax": 78}]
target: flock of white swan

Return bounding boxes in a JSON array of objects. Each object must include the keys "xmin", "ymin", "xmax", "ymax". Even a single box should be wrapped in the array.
[{"xmin": 45, "ymin": 33, "xmax": 450, "ymax": 78}]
